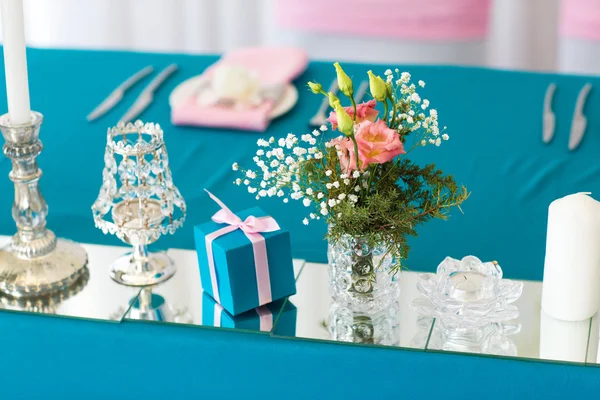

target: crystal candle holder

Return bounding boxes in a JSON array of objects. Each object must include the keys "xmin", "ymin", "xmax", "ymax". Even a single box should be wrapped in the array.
[
  {"xmin": 411, "ymin": 256, "xmax": 523, "ymax": 329},
  {"xmin": 92, "ymin": 121, "xmax": 186, "ymax": 286},
  {"xmin": 329, "ymin": 301, "xmax": 400, "ymax": 345}
]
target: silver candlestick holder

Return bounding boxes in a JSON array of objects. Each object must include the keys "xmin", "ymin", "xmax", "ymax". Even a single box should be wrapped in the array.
[
  {"xmin": 0, "ymin": 112, "xmax": 88, "ymax": 298},
  {"xmin": 92, "ymin": 121, "xmax": 186, "ymax": 286}
]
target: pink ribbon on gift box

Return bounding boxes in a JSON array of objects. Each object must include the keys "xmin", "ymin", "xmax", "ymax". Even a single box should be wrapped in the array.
[
  {"xmin": 204, "ymin": 189, "xmax": 280, "ymax": 306},
  {"xmin": 213, "ymin": 302, "xmax": 273, "ymax": 331}
]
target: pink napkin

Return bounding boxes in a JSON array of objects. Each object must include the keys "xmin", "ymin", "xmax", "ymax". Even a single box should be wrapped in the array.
[{"xmin": 171, "ymin": 47, "xmax": 308, "ymax": 132}]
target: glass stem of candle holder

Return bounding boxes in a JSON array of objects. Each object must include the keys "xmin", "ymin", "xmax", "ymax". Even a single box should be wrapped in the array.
[{"xmin": 132, "ymin": 244, "xmax": 149, "ymax": 273}]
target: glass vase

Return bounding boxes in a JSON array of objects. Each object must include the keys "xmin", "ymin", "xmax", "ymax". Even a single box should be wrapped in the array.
[{"xmin": 328, "ymin": 233, "xmax": 399, "ymax": 313}]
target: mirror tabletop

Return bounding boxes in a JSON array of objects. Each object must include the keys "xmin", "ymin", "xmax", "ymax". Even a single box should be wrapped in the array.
[
  {"xmin": 0, "ymin": 236, "xmax": 141, "ymax": 322},
  {"xmin": 274, "ymin": 262, "xmax": 599, "ymax": 365}
]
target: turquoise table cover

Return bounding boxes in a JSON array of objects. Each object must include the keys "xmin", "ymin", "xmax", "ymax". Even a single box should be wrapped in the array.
[{"xmin": 0, "ymin": 48, "xmax": 599, "ymax": 398}]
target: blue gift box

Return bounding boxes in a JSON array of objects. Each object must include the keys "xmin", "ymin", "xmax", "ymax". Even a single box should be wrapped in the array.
[
  {"xmin": 202, "ymin": 292, "xmax": 297, "ymax": 335},
  {"xmin": 194, "ymin": 206, "xmax": 296, "ymax": 316}
]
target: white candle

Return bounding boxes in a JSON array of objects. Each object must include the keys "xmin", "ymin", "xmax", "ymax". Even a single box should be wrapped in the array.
[
  {"xmin": 542, "ymin": 193, "xmax": 600, "ymax": 321},
  {"xmin": 448, "ymin": 271, "xmax": 485, "ymax": 302},
  {"xmin": 0, "ymin": 0, "xmax": 31, "ymax": 125}
]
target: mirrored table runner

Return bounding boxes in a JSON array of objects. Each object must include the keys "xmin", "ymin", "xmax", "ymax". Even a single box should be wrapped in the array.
[
  {"xmin": 124, "ymin": 248, "xmax": 305, "ymax": 335},
  {"xmin": 0, "ymin": 236, "xmax": 141, "ymax": 321},
  {"xmin": 274, "ymin": 262, "xmax": 600, "ymax": 365},
  {"xmin": 274, "ymin": 262, "xmax": 433, "ymax": 350}
]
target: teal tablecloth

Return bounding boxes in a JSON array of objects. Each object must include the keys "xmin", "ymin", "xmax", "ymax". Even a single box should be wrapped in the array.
[
  {"xmin": 0, "ymin": 48, "xmax": 599, "ymax": 399},
  {"xmin": 1, "ymin": 48, "xmax": 600, "ymax": 280}
]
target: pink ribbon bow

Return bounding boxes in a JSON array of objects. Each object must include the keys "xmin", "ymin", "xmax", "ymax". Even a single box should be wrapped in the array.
[{"xmin": 204, "ymin": 189, "xmax": 280, "ymax": 306}]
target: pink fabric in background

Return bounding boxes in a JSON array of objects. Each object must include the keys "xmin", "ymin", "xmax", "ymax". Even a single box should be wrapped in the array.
[
  {"xmin": 277, "ymin": 0, "xmax": 492, "ymax": 40},
  {"xmin": 560, "ymin": 0, "xmax": 600, "ymax": 41}
]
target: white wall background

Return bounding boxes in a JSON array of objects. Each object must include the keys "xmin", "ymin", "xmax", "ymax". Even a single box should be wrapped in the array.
[{"xmin": 2, "ymin": 0, "xmax": 599, "ymax": 74}]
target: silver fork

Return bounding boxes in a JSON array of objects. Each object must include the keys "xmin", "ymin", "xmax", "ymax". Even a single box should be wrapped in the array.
[{"xmin": 309, "ymin": 79, "xmax": 338, "ymax": 127}]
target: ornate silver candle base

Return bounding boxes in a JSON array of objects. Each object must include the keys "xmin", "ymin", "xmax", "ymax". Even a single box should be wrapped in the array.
[
  {"xmin": 0, "ymin": 112, "xmax": 88, "ymax": 298},
  {"xmin": 110, "ymin": 246, "xmax": 175, "ymax": 286}
]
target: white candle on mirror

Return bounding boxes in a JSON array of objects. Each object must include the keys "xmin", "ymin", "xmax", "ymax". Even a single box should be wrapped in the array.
[
  {"xmin": 542, "ymin": 193, "xmax": 600, "ymax": 321},
  {"xmin": 0, "ymin": 0, "xmax": 31, "ymax": 125}
]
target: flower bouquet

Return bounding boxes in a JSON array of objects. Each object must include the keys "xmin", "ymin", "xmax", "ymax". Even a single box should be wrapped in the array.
[{"xmin": 234, "ymin": 63, "xmax": 468, "ymax": 311}]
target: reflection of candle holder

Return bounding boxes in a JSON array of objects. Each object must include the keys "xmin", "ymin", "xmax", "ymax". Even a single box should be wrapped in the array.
[
  {"xmin": 92, "ymin": 121, "xmax": 186, "ymax": 286},
  {"xmin": 329, "ymin": 301, "xmax": 400, "ymax": 345},
  {"xmin": 0, "ymin": 113, "xmax": 88, "ymax": 297},
  {"xmin": 411, "ymin": 256, "xmax": 523, "ymax": 328},
  {"xmin": 0, "ymin": 267, "xmax": 89, "ymax": 314},
  {"xmin": 428, "ymin": 320, "xmax": 520, "ymax": 356},
  {"xmin": 126, "ymin": 287, "xmax": 192, "ymax": 323}
]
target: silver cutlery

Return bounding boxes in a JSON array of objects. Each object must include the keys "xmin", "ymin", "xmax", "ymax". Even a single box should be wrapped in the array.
[
  {"xmin": 354, "ymin": 80, "xmax": 369, "ymax": 103},
  {"xmin": 309, "ymin": 79, "xmax": 338, "ymax": 127},
  {"xmin": 87, "ymin": 65, "xmax": 153, "ymax": 121},
  {"xmin": 543, "ymin": 83, "xmax": 556, "ymax": 144},
  {"xmin": 569, "ymin": 83, "xmax": 592, "ymax": 151},
  {"xmin": 120, "ymin": 64, "xmax": 178, "ymax": 124}
]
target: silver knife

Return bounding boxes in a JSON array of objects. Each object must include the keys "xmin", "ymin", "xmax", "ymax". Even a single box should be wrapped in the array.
[
  {"xmin": 120, "ymin": 64, "xmax": 178, "ymax": 124},
  {"xmin": 354, "ymin": 80, "xmax": 369, "ymax": 103},
  {"xmin": 87, "ymin": 66, "xmax": 153, "ymax": 121},
  {"xmin": 543, "ymin": 83, "xmax": 556, "ymax": 144},
  {"xmin": 569, "ymin": 83, "xmax": 592, "ymax": 151}
]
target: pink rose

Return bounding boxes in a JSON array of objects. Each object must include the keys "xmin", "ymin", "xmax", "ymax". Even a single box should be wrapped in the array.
[
  {"xmin": 330, "ymin": 136, "xmax": 359, "ymax": 172},
  {"xmin": 355, "ymin": 120, "xmax": 405, "ymax": 166},
  {"xmin": 327, "ymin": 100, "xmax": 379, "ymax": 130}
]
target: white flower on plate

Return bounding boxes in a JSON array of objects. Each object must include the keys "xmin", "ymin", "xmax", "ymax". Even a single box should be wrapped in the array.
[{"xmin": 208, "ymin": 64, "xmax": 262, "ymax": 106}]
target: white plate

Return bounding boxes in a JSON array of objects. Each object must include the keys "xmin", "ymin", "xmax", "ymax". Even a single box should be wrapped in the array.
[{"xmin": 169, "ymin": 75, "xmax": 298, "ymax": 120}]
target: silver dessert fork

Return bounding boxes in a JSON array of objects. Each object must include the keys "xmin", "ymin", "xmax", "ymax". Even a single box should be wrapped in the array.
[
  {"xmin": 309, "ymin": 79, "xmax": 338, "ymax": 127},
  {"xmin": 569, "ymin": 83, "xmax": 592, "ymax": 151},
  {"xmin": 543, "ymin": 83, "xmax": 556, "ymax": 144}
]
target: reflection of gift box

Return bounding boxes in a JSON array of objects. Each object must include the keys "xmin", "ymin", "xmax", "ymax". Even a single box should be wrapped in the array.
[
  {"xmin": 202, "ymin": 292, "xmax": 297, "ymax": 335},
  {"xmin": 195, "ymin": 205, "xmax": 296, "ymax": 316}
]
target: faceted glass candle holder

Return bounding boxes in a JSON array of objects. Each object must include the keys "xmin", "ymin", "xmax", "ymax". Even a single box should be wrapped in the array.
[
  {"xmin": 329, "ymin": 301, "xmax": 400, "ymax": 346},
  {"xmin": 411, "ymin": 256, "xmax": 523, "ymax": 328},
  {"xmin": 92, "ymin": 121, "xmax": 186, "ymax": 286},
  {"xmin": 328, "ymin": 234, "xmax": 399, "ymax": 313}
]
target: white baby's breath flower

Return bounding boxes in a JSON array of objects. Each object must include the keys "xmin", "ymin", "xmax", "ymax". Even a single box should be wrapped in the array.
[
  {"xmin": 406, "ymin": 116, "xmax": 414, "ymax": 124},
  {"xmin": 328, "ymin": 199, "xmax": 337, "ymax": 207},
  {"xmin": 312, "ymin": 129, "xmax": 320, "ymax": 137},
  {"xmin": 260, "ymin": 181, "xmax": 267, "ymax": 188},
  {"xmin": 291, "ymin": 192, "xmax": 303, "ymax": 200},
  {"xmin": 232, "ymin": 162, "xmax": 239, "ymax": 171},
  {"xmin": 243, "ymin": 179, "xmax": 250, "ymax": 185},
  {"xmin": 283, "ymin": 198, "xmax": 289, "ymax": 203},
  {"xmin": 234, "ymin": 178, "xmax": 242, "ymax": 185},
  {"xmin": 270, "ymin": 160, "xmax": 279, "ymax": 167},
  {"xmin": 348, "ymin": 194, "xmax": 358, "ymax": 203},
  {"xmin": 430, "ymin": 109, "xmax": 438, "ymax": 117},
  {"xmin": 343, "ymin": 179, "xmax": 350, "ymax": 185},
  {"xmin": 257, "ymin": 139, "xmax": 269, "ymax": 147},
  {"xmin": 292, "ymin": 182, "xmax": 301, "ymax": 192},
  {"xmin": 320, "ymin": 208, "xmax": 328, "ymax": 216},
  {"xmin": 246, "ymin": 170, "xmax": 257, "ymax": 179},
  {"xmin": 332, "ymin": 181, "xmax": 340, "ymax": 188},
  {"xmin": 277, "ymin": 138, "xmax": 285, "ymax": 147},
  {"xmin": 303, "ymin": 198, "xmax": 311, "ymax": 207},
  {"xmin": 306, "ymin": 188, "xmax": 314, "ymax": 195},
  {"xmin": 338, "ymin": 193, "xmax": 346, "ymax": 200},
  {"xmin": 277, "ymin": 190, "xmax": 284, "ymax": 197},
  {"xmin": 384, "ymin": 69, "xmax": 393, "ymax": 75},
  {"xmin": 320, "ymin": 125, "xmax": 328, "ymax": 132},
  {"xmin": 309, "ymin": 213, "xmax": 316, "ymax": 219},
  {"xmin": 408, "ymin": 110, "xmax": 415, "ymax": 116},
  {"xmin": 314, "ymin": 152, "xmax": 323, "ymax": 159},
  {"xmin": 303, "ymin": 218, "xmax": 309, "ymax": 225},
  {"xmin": 442, "ymin": 133, "xmax": 449, "ymax": 141},
  {"xmin": 248, "ymin": 187, "xmax": 257, "ymax": 193},
  {"xmin": 325, "ymin": 170, "xmax": 332, "ymax": 176},
  {"xmin": 352, "ymin": 171, "xmax": 360, "ymax": 178},
  {"xmin": 411, "ymin": 93, "xmax": 421, "ymax": 103},
  {"xmin": 418, "ymin": 80, "xmax": 425, "ymax": 88},
  {"xmin": 340, "ymin": 174, "xmax": 348, "ymax": 179},
  {"xmin": 258, "ymin": 190, "xmax": 267, "ymax": 197},
  {"xmin": 326, "ymin": 183, "xmax": 333, "ymax": 189},
  {"xmin": 354, "ymin": 186, "xmax": 361, "ymax": 192},
  {"xmin": 435, "ymin": 138, "xmax": 441, "ymax": 146},
  {"xmin": 421, "ymin": 140, "xmax": 427, "ymax": 146},
  {"xmin": 317, "ymin": 192, "xmax": 324, "ymax": 199},
  {"xmin": 267, "ymin": 188, "xmax": 277, "ymax": 196}
]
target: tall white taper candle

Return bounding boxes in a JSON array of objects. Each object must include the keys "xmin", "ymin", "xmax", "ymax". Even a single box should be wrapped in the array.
[
  {"xmin": 0, "ymin": 0, "xmax": 31, "ymax": 125},
  {"xmin": 541, "ymin": 192, "xmax": 600, "ymax": 321}
]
